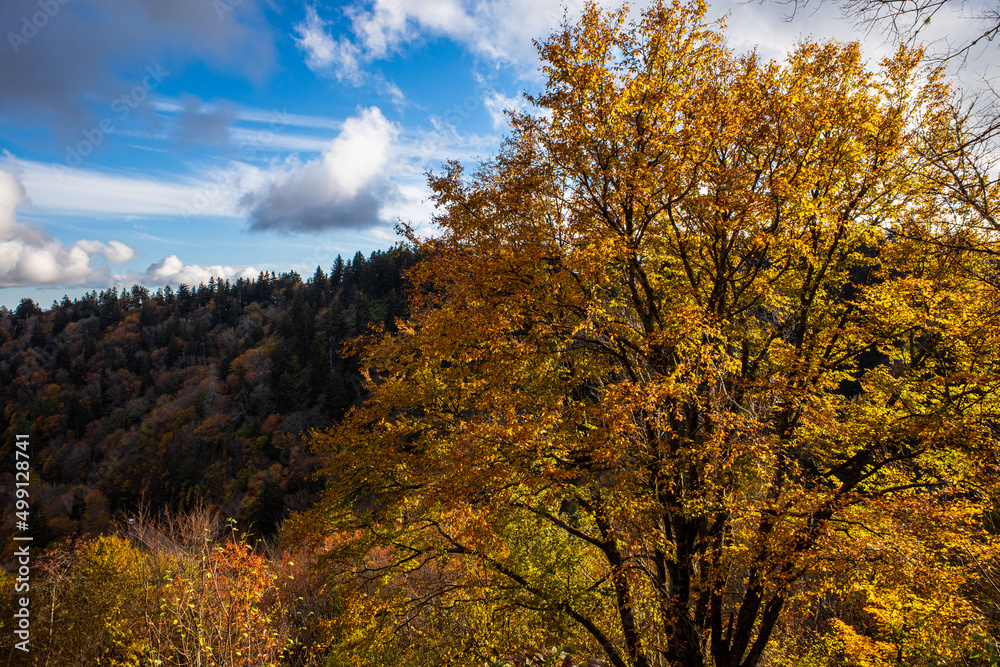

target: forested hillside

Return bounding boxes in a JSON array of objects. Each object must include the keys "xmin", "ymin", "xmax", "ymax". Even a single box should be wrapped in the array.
[{"xmin": 0, "ymin": 246, "xmax": 417, "ymax": 560}]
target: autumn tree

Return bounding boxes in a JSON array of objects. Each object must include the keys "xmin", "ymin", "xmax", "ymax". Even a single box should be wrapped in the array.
[{"xmin": 304, "ymin": 2, "xmax": 1000, "ymax": 666}]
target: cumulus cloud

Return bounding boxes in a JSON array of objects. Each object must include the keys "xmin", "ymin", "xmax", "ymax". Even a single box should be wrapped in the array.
[
  {"xmin": 140, "ymin": 255, "xmax": 259, "ymax": 287},
  {"xmin": 240, "ymin": 106, "xmax": 400, "ymax": 233},
  {"xmin": 0, "ymin": 154, "xmax": 138, "ymax": 288},
  {"xmin": 75, "ymin": 240, "xmax": 136, "ymax": 264}
]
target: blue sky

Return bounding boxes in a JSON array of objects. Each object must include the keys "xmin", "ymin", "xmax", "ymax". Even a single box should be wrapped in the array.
[{"xmin": 0, "ymin": 0, "xmax": 991, "ymax": 309}]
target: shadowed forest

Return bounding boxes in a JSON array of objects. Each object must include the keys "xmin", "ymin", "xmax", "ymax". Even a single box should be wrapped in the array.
[{"xmin": 0, "ymin": 247, "xmax": 416, "ymax": 550}]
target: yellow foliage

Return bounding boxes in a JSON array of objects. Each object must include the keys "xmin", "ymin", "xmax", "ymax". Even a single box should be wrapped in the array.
[
  {"xmin": 301, "ymin": 1, "xmax": 1000, "ymax": 666},
  {"xmin": 16, "ymin": 516, "xmax": 316, "ymax": 666}
]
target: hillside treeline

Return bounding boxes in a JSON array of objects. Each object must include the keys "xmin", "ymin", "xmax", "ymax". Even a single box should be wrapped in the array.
[{"xmin": 0, "ymin": 247, "xmax": 418, "ymax": 561}]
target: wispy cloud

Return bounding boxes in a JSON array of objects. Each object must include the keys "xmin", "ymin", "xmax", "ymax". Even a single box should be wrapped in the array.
[
  {"xmin": 293, "ymin": 0, "xmax": 589, "ymax": 84},
  {"xmin": 154, "ymin": 99, "xmax": 345, "ymax": 132},
  {"xmin": 296, "ymin": 6, "xmax": 359, "ymax": 76},
  {"xmin": 293, "ymin": 5, "xmax": 404, "ymax": 102},
  {"xmin": 19, "ymin": 161, "xmax": 237, "ymax": 218}
]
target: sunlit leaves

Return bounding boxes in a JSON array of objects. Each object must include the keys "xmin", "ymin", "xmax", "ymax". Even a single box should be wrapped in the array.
[{"xmin": 304, "ymin": 1, "xmax": 1000, "ymax": 666}]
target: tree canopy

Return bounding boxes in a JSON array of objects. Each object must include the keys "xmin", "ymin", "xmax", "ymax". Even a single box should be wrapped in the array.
[{"xmin": 303, "ymin": 2, "xmax": 1000, "ymax": 665}]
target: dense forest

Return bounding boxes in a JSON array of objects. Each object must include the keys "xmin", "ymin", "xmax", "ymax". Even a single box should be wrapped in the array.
[{"xmin": 0, "ymin": 246, "xmax": 417, "ymax": 558}]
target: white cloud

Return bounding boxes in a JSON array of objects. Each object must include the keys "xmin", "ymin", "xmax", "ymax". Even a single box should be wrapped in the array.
[
  {"xmin": 19, "ymin": 161, "xmax": 238, "ymax": 218},
  {"xmin": 140, "ymin": 255, "xmax": 259, "ymax": 287},
  {"xmin": 231, "ymin": 106, "xmax": 342, "ymax": 131},
  {"xmin": 228, "ymin": 128, "xmax": 333, "ymax": 153},
  {"xmin": 74, "ymin": 240, "xmax": 136, "ymax": 264},
  {"xmin": 380, "ymin": 181, "xmax": 436, "ymax": 225},
  {"xmin": 294, "ymin": 0, "xmax": 616, "ymax": 84},
  {"xmin": 295, "ymin": 0, "xmax": 991, "ymax": 89},
  {"xmin": 349, "ymin": 0, "xmax": 478, "ymax": 56},
  {"xmin": 154, "ymin": 99, "xmax": 347, "ymax": 137},
  {"xmin": 10, "ymin": 109, "xmax": 456, "ymax": 238},
  {"xmin": 19, "ymin": 160, "xmax": 278, "ymax": 224},
  {"xmin": 479, "ymin": 77, "xmax": 533, "ymax": 129},
  {"xmin": 296, "ymin": 6, "xmax": 362, "ymax": 76},
  {"xmin": 0, "ymin": 154, "xmax": 138, "ymax": 288},
  {"xmin": 294, "ymin": 5, "xmax": 406, "ymax": 102},
  {"xmin": 328, "ymin": 107, "xmax": 398, "ymax": 196},
  {"xmin": 241, "ymin": 106, "xmax": 403, "ymax": 232}
]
